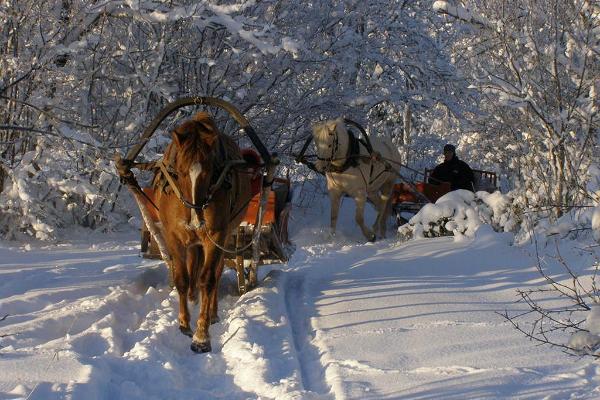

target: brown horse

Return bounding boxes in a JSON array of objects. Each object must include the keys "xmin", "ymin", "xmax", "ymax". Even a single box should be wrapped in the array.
[{"xmin": 154, "ymin": 111, "xmax": 251, "ymax": 353}]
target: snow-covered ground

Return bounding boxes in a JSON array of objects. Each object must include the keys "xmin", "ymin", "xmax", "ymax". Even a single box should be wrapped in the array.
[{"xmin": 1, "ymin": 197, "xmax": 599, "ymax": 399}]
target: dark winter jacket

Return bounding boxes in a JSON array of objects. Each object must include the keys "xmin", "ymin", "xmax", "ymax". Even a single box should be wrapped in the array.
[{"xmin": 429, "ymin": 156, "xmax": 474, "ymax": 191}]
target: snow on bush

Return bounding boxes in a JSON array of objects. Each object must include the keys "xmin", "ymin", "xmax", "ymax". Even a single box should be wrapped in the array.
[
  {"xmin": 568, "ymin": 305, "xmax": 600, "ymax": 355},
  {"xmin": 398, "ymin": 189, "xmax": 522, "ymax": 240},
  {"xmin": 0, "ymin": 139, "xmax": 131, "ymax": 241}
]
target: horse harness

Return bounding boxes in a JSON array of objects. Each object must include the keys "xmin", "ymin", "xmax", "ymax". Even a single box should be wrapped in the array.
[
  {"xmin": 149, "ymin": 136, "xmax": 254, "ymax": 225},
  {"xmin": 319, "ymin": 128, "xmax": 362, "ymax": 173},
  {"xmin": 318, "ymin": 126, "xmax": 391, "ymax": 187},
  {"xmin": 120, "ymin": 140, "xmax": 258, "ymax": 255}
]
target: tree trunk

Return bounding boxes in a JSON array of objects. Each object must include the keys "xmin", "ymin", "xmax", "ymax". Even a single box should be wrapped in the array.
[{"xmin": 402, "ymin": 104, "xmax": 412, "ymax": 164}]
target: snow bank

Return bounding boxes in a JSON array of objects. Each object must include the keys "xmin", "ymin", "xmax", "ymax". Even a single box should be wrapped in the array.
[
  {"xmin": 221, "ymin": 270, "xmax": 328, "ymax": 399},
  {"xmin": 398, "ymin": 190, "xmax": 520, "ymax": 240}
]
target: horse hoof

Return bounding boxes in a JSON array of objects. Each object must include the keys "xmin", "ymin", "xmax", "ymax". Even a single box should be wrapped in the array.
[
  {"xmin": 179, "ymin": 325, "xmax": 193, "ymax": 337},
  {"xmin": 190, "ymin": 340, "xmax": 211, "ymax": 353},
  {"xmin": 368, "ymin": 234, "xmax": 376, "ymax": 242},
  {"xmin": 210, "ymin": 315, "xmax": 220, "ymax": 325}
]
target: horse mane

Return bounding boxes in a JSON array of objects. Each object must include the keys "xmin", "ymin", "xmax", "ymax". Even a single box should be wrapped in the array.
[
  {"xmin": 191, "ymin": 111, "xmax": 217, "ymax": 130},
  {"xmin": 174, "ymin": 112, "xmax": 219, "ymax": 167},
  {"xmin": 186, "ymin": 111, "xmax": 241, "ymax": 163}
]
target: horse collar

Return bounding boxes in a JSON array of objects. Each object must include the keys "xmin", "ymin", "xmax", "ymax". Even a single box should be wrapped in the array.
[{"xmin": 331, "ymin": 131, "xmax": 340, "ymax": 163}]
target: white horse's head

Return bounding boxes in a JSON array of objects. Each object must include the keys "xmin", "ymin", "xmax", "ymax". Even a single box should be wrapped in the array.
[{"xmin": 311, "ymin": 118, "xmax": 347, "ymax": 173}]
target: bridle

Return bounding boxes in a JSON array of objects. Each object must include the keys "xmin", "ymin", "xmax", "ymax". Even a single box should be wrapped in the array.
[
  {"xmin": 316, "ymin": 126, "xmax": 341, "ymax": 168},
  {"xmin": 158, "ymin": 135, "xmax": 245, "ymax": 212},
  {"xmin": 158, "ymin": 154, "xmax": 256, "ymax": 254},
  {"xmin": 159, "ymin": 157, "xmax": 249, "ymax": 212},
  {"xmin": 158, "ymin": 160, "xmax": 210, "ymax": 211}
]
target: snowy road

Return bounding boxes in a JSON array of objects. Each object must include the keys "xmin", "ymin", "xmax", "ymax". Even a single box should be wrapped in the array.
[{"xmin": 1, "ymin": 222, "xmax": 599, "ymax": 399}]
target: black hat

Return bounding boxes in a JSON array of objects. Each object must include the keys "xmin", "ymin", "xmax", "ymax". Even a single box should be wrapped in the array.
[{"xmin": 443, "ymin": 144, "xmax": 456, "ymax": 153}]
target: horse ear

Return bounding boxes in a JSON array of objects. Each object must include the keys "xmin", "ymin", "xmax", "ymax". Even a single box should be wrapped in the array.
[
  {"xmin": 311, "ymin": 122, "xmax": 327, "ymax": 138},
  {"xmin": 310, "ymin": 123, "xmax": 318, "ymax": 135},
  {"xmin": 171, "ymin": 126, "xmax": 188, "ymax": 148},
  {"xmin": 199, "ymin": 129, "xmax": 218, "ymax": 147},
  {"xmin": 334, "ymin": 119, "xmax": 346, "ymax": 136},
  {"xmin": 190, "ymin": 112, "xmax": 219, "ymax": 147},
  {"xmin": 192, "ymin": 111, "xmax": 212, "ymax": 123}
]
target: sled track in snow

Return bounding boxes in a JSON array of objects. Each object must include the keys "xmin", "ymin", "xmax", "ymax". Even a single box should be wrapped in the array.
[{"xmin": 284, "ymin": 273, "xmax": 332, "ymax": 397}]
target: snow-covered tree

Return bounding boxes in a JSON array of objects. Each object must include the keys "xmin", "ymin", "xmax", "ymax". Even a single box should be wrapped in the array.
[
  {"xmin": 434, "ymin": 0, "xmax": 600, "ymax": 217},
  {"xmin": 0, "ymin": 0, "xmax": 474, "ymax": 239},
  {"xmin": 0, "ymin": 0, "xmax": 298, "ymax": 239}
]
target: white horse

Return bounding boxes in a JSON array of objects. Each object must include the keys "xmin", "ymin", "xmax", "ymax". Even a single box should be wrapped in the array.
[{"xmin": 312, "ymin": 118, "xmax": 401, "ymax": 241}]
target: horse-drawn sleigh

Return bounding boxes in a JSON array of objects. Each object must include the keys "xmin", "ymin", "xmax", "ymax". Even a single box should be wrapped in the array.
[
  {"xmin": 295, "ymin": 118, "xmax": 498, "ymax": 233},
  {"xmin": 115, "ymin": 97, "xmax": 292, "ymax": 353}
]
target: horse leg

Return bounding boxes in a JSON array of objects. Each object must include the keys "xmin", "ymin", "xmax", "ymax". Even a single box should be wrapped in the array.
[
  {"xmin": 209, "ymin": 256, "xmax": 225, "ymax": 325},
  {"xmin": 368, "ymin": 192, "xmax": 385, "ymax": 238},
  {"xmin": 191, "ymin": 235, "xmax": 223, "ymax": 353},
  {"xmin": 354, "ymin": 192, "xmax": 376, "ymax": 242},
  {"xmin": 329, "ymin": 189, "xmax": 343, "ymax": 237},
  {"xmin": 375, "ymin": 179, "xmax": 395, "ymax": 238},
  {"xmin": 172, "ymin": 250, "xmax": 192, "ymax": 337},
  {"xmin": 186, "ymin": 244, "xmax": 203, "ymax": 304}
]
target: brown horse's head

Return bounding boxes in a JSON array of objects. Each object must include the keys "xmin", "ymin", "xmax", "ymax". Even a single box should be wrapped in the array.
[{"xmin": 169, "ymin": 112, "xmax": 219, "ymax": 212}]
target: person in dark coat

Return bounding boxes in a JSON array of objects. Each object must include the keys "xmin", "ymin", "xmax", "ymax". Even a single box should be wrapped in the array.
[{"xmin": 429, "ymin": 144, "xmax": 475, "ymax": 191}]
